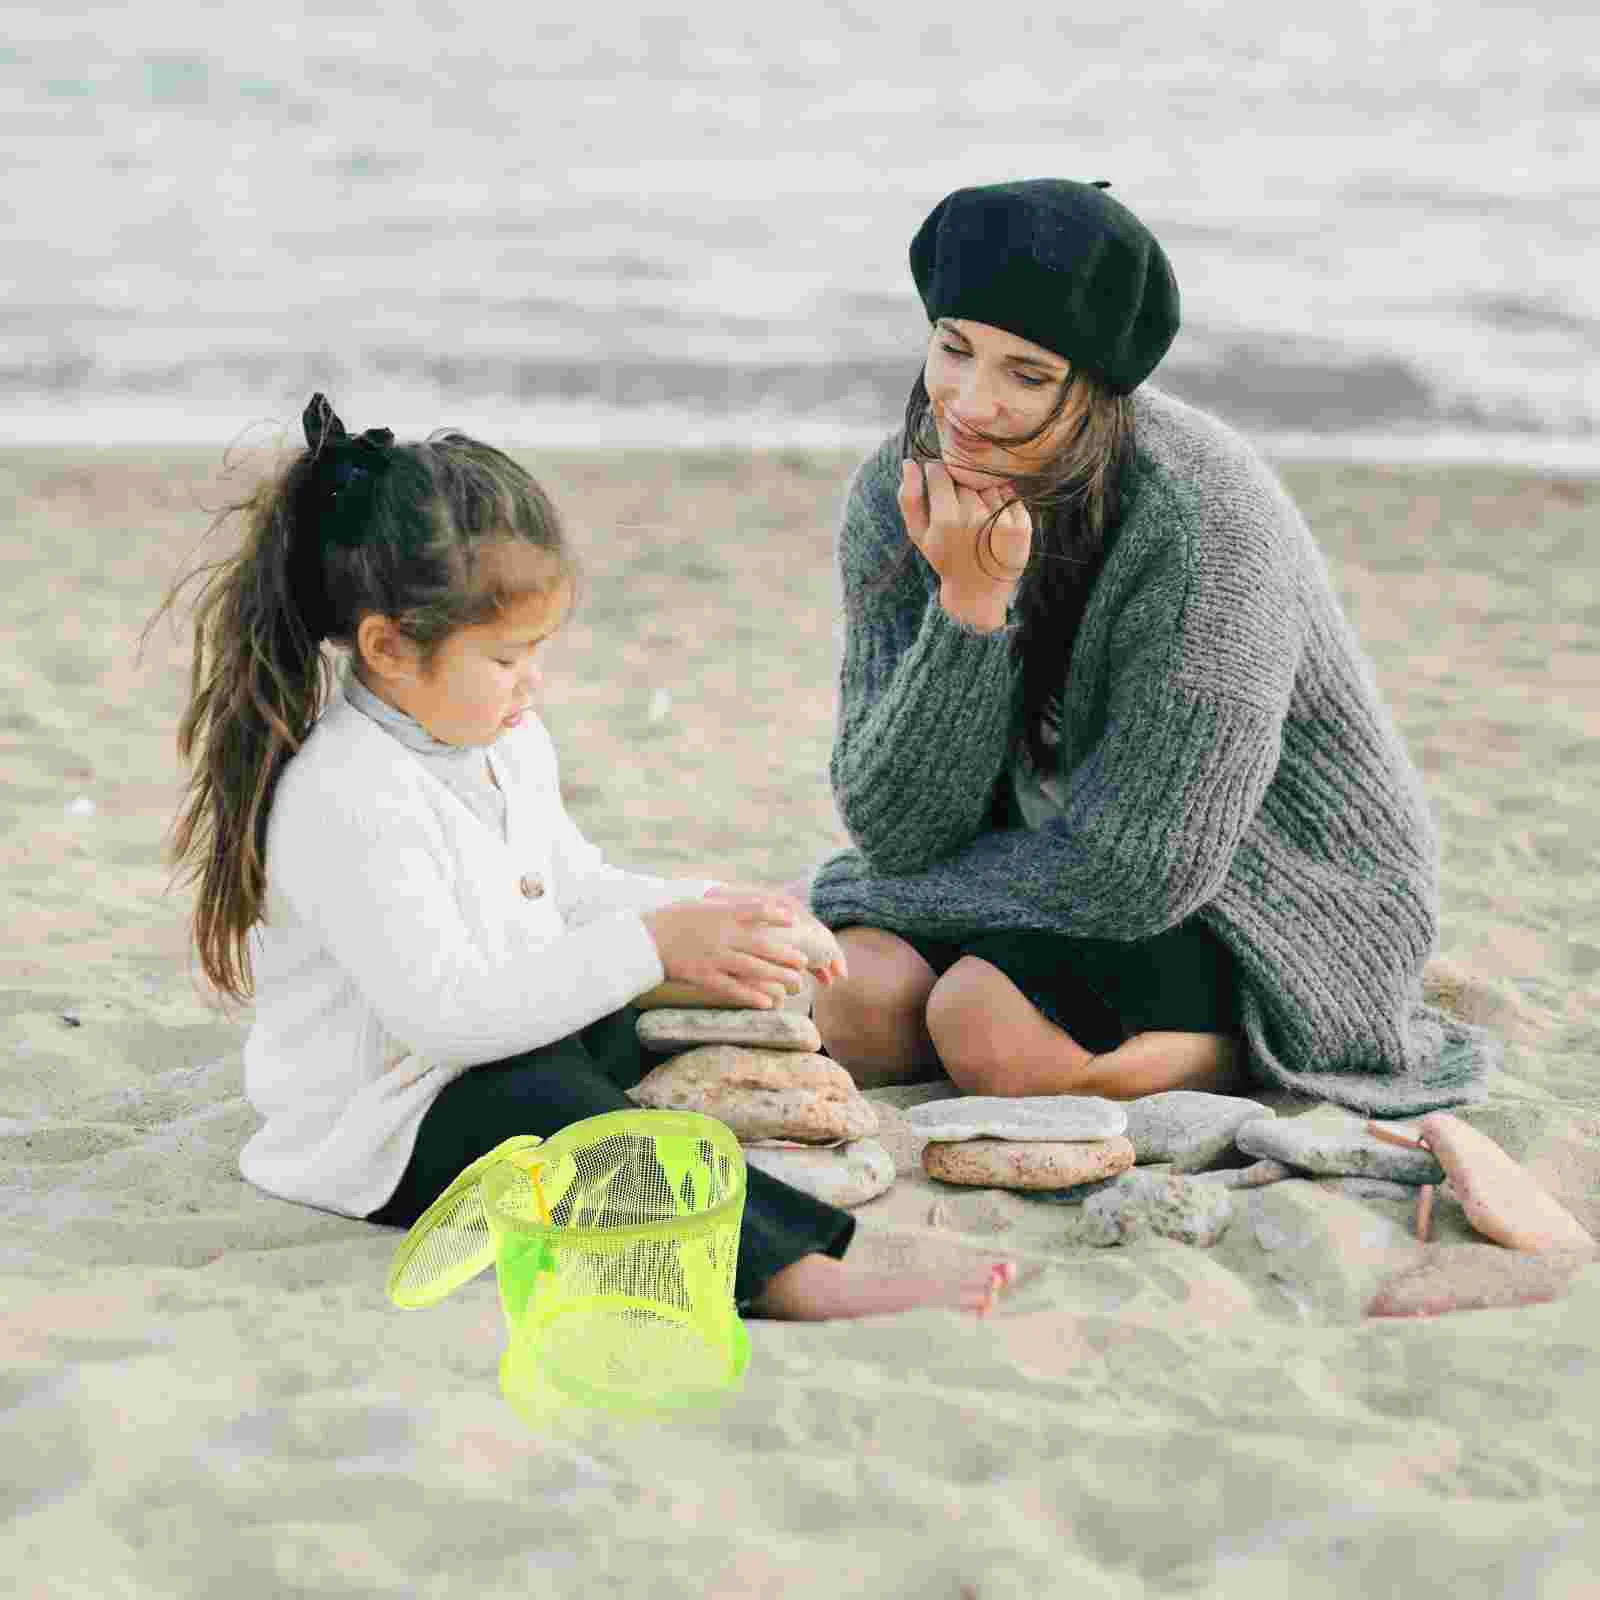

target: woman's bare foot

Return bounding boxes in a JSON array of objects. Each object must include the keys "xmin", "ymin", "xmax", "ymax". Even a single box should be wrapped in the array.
[{"xmin": 750, "ymin": 1253, "xmax": 1018, "ymax": 1321}]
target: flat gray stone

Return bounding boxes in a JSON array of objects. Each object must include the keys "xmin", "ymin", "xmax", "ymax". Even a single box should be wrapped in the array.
[
  {"xmin": 638, "ymin": 1007, "xmax": 821, "ymax": 1053},
  {"xmin": 1236, "ymin": 1116, "xmax": 1444, "ymax": 1185},
  {"xmin": 1121, "ymin": 1091, "xmax": 1275, "ymax": 1172},
  {"xmin": 906, "ymin": 1094, "xmax": 1127, "ymax": 1144},
  {"xmin": 742, "ymin": 1138, "xmax": 896, "ymax": 1208},
  {"xmin": 1078, "ymin": 1170, "xmax": 1235, "ymax": 1248}
]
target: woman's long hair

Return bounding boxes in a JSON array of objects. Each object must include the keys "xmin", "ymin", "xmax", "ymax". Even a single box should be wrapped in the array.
[
  {"xmin": 140, "ymin": 428, "xmax": 578, "ymax": 1007},
  {"xmin": 863, "ymin": 362, "xmax": 1136, "ymax": 775}
]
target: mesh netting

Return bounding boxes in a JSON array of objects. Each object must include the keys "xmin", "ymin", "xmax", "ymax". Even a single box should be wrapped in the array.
[
  {"xmin": 385, "ymin": 1133, "xmax": 545, "ymax": 1310},
  {"xmin": 484, "ymin": 1113, "xmax": 748, "ymax": 1412}
]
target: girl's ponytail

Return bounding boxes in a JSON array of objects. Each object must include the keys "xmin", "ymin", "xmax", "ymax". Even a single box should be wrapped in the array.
[{"xmin": 143, "ymin": 413, "xmax": 341, "ymax": 1005}]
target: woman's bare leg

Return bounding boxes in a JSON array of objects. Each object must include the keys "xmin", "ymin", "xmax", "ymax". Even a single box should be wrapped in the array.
[
  {"xmin": 751, "ymin": 1253, "xmax": 1018, "ymax": 1320},
  {"xmin": 811, "ymin": 926, "xmax": 943, "ymax": 1087},
  {"xmin": 925, "ymin": 955, "xmax": 1244, "ymax": 1100}
]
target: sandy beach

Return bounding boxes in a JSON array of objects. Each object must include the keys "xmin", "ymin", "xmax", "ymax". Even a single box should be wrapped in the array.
[{"xmin": 2, "ymin": 440, "xmax": 1597, "ymax": 1597}]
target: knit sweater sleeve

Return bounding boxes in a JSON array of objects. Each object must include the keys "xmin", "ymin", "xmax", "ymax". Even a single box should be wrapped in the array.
[
  {"xmin": 828, "ymin": 436, "xmax": 1024, "ymax": 873},
  {"xmin": 812, "ymin": 450, "xmax": 1306, "ymax": 941}
]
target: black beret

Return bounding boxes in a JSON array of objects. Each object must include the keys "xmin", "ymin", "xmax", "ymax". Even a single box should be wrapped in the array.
[{"xmin": 909, "ymin": 178, "xmax": 1180, "ymax": 393}]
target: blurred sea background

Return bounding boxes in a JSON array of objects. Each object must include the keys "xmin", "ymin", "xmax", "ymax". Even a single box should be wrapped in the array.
[{"xmin": 3, "ymin": 0, "xmax": 1597, "ymax": 465}]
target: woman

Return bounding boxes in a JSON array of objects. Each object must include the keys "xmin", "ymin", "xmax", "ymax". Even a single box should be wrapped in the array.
[{"xmin": 807, "ymin": 177, "xmax": 1499, "ymax": 1115}]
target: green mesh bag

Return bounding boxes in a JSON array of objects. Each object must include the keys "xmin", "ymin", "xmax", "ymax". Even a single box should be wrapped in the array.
[{"xmin": 386, "ymin": 1110, "xmax": 750, "ymax": 1420}]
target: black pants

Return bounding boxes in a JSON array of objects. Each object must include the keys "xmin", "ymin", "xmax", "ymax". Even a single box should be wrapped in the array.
[
  {"xmin": 365, "ymin": 1005, "xmax": 856, "ymax": 1315},
  {"xmin": 899, "ymin": 914, "xmax": 1244, "ymax": 1055}
]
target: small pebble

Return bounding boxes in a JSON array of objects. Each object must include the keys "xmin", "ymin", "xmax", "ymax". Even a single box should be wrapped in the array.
[
  {"xmin": 60, "ymin": 1013, "xmax": 81, "ymax": 1028},
  {"xmin": 1237, "ymin": 1116, "xmax": 1444, "ymax": 1184},
  {"xmin": 907, "ymin": 1094, "xmax": 1127, "ymax": 1144}
]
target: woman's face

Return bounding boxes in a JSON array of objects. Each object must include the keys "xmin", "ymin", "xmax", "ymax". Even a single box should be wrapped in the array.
[{"xmin": 923, "ymin": 317, "xmax": 1081, "ymax": 489}]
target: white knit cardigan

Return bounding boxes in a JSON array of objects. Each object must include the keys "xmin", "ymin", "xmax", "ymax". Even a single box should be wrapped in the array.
[{"xmin": 239, "ymin": 686, "xmax": 716, "ymax": 1219}]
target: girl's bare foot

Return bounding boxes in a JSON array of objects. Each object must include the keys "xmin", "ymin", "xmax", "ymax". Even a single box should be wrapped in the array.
[{"xmin": 750, "ymin": 1253, "xmax": 1018, "ymax": 1321}]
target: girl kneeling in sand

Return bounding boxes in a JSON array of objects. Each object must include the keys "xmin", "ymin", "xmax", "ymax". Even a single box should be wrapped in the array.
[
  {"xmin": 152, "ymin": 395, "xmax": 1016, "ymax": 1319},
  {"xmin": 810, "ymin": 179, "xmax": 1492, "ymax": 1118}
]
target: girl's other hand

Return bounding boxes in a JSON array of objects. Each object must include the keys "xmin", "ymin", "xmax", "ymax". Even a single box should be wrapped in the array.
[{"xmin": 644, "ymin": 895, "xmax": 809, "ymax": 1010}]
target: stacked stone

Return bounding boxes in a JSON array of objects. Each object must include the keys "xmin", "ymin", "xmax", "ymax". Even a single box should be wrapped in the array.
[
  {"xmin": 906, "ymin": 1089, "xmax": 1295, "ymax": 1248},
  {"xmin": 626, "ymin": 917, "xmax": 896, "ymax": 1208}
]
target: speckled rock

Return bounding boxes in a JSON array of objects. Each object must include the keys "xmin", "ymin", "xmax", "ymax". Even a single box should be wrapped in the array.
[
  {"xmin": 922, "ymin": 1135, "xmax": 1135, "ymax": 1191},
  {"xmin": 1366, "ymin": 1243, "xmax": 1597, "ymax": 1318},
  {"xmin": 742, "ymin": 1138, "xmax": 897, "ymax": 1208},
  {"xmin": 1078, "ymin": 1169, "xmax": 1236, "ymax": 1248},
  {"xmin": 1121, "ymin": 1091, "xmax": 1275, "ymax": 1172},
  {"xmin": 638, "ymin": 1007, "xmax": 821, "ymax": 1053},
  {"xmin": 906, "ymin": 1094, "xmax": 1127, "ymax": 1144},
  {"xmin": 1420, "ymin": 1111, "xmax": 1594, "ymax": 1253},
  {"xmin": 1237, "ymin": 1116, "xmax": 1444, "ymax": 1184},
  {"xmin": 627, "ymin": 1047, "xmax": 877, "ymax": 1144}
]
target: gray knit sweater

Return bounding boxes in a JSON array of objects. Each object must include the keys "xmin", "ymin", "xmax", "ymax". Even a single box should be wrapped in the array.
[{"xmin": 811, "ymin": 386, "xmax": 1500, "ymax": 1114}]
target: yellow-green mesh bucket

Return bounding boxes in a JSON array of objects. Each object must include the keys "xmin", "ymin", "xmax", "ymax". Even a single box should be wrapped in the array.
[{"xmin": 386, "ymin": 1111, "xmax": 749, "ymax": 1420}]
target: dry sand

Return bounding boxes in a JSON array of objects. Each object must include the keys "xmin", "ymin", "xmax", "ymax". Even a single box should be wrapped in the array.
[{"xmin": 2, "ymin": 443, "xmax": 1597, "ymax": 1597}]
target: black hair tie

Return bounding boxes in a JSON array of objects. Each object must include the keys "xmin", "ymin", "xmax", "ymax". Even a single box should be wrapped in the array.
[
  {"xmin": 301, "ymin": 392, "xmax": 395, "ymax": 548},
  {"xmin": 291, "ymin": 393, "xmax": 397, "ymax": 641}
]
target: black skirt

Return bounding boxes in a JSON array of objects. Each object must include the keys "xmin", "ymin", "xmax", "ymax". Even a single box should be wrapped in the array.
[
  {"xmin": 364, "ymin": 1005, "xmax": 856, "ymax": 1315},
  {"xmin": 898, "ymin": 914, "xmax": 1244, "ymax": 1054}
]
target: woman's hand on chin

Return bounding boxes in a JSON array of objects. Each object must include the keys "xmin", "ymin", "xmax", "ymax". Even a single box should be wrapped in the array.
[{"xmin": 898, "ymin": 459, "xmax": 1030, "ymax": 631}]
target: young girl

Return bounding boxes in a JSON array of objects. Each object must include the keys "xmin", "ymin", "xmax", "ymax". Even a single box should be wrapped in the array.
[{"xmin": 150, "ymin": 394, "xmax": 1015, "ymax": 1321}]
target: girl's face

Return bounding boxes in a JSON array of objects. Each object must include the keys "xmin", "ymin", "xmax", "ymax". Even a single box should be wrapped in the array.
[
  {"xmin": 923, "ymin": 317, "xmax": 1081, "ymax": 489},
  {"xmin": 360, "ymin": 549, "xmax": 571, "ymax": 748}
]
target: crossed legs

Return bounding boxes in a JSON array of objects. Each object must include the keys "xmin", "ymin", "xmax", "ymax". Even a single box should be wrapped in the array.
[{"xmin": 812, "ymin": 926, "xmax": 1244, "ymax": 1101}]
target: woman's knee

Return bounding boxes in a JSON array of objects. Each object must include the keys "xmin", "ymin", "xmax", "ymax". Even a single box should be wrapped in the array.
[
  {"xmin": 812, "ymin": 927, "xmax": 939, "ymax": 1083},
  {"xmin": 925, "ymin": 956, "xmax": 1022, "ymax": 1095}
]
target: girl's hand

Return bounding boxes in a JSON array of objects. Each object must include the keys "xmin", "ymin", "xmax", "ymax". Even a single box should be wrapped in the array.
[
  {"xmin": 644, "ymin": 895, "xmax": 812, "ymax": 1010},
  {"xmin": 897, "ymin": 459, "xmax": 1032, "ymax": 628},
  {"xmin": 703, "ymin": 881, "xmax": 847, "ymax": 989}
]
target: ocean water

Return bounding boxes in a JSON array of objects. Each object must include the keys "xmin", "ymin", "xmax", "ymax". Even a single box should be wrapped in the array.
[{"xmin": 3, "ymin": 0, "xmax": 1598, "ymax": 463}]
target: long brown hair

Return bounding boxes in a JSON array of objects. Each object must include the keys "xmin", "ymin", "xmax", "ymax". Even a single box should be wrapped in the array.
[
  {"xmin": 141, "ymin": 425, "xmax": 578, "ymax": 1006},
  {"xmin": 862, "ymin": 360, "xmax": 1135, "ymax": 774}
]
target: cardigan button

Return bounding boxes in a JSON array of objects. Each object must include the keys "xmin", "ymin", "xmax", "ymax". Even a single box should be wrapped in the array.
[{"xmin": 519, "ymin": 873, "xmax": 545, "ymax": 900}]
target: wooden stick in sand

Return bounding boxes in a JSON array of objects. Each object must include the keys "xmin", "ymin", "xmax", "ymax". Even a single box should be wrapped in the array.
[{"xmin": 1366, "ymin": 1121, "xmax": 1436, "ymax": 1242}]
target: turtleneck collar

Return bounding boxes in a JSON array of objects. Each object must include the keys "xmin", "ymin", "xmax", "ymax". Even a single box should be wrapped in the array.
[{"xmin": 341, "ymin": 661, "xmax": 480, "ymax": 764}]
